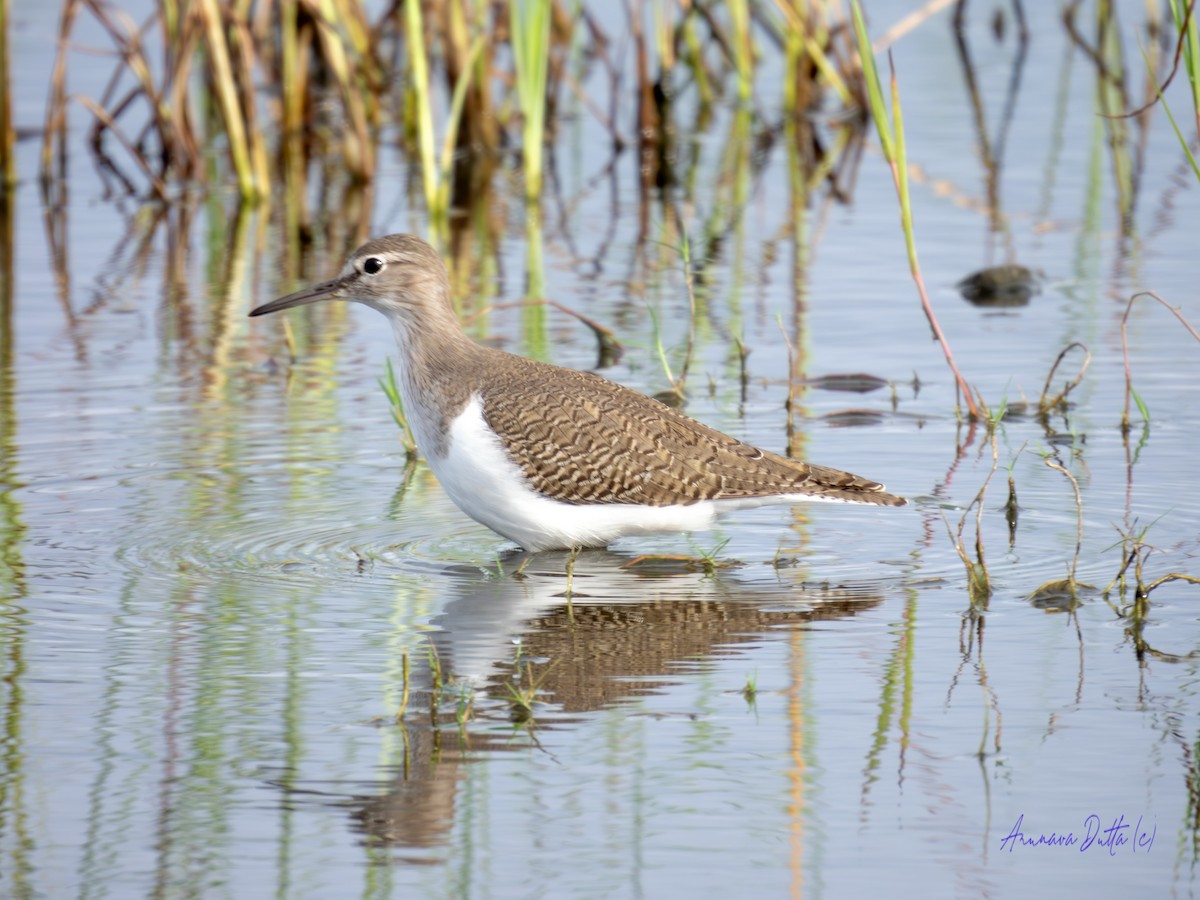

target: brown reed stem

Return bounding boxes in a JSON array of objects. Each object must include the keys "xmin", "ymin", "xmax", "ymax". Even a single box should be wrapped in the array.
[
  {"xmin": 1121, "ymin": 290, "xmax": 1200, "ymax": 431},
  {"xmin": 1043, "ymin": 456, "xmax": 1084, "ymax": 583},
  {"xmin": 1037, "ymin": 341, "xmax": 1091, "ymax": 414}
]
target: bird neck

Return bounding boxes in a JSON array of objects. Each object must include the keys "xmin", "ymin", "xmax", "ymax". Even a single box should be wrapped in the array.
[{"xmin": 386, "ymin": 294, "xmax": 483, "ymax": 457}]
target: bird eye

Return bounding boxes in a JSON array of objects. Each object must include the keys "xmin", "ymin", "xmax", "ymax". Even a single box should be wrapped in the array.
[{"xmin": 363, "ymin": 257, "xmax": 384, "ymax": 276}]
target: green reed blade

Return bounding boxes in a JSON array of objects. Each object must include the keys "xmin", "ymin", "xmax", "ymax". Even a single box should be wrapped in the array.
[
  {"xmin": 511, "ymin": 0, "xmax": 551, "ymax": 200},
  {"xmin": 851, "ymin": 1, "xmax": 895, "ymax": 162}
]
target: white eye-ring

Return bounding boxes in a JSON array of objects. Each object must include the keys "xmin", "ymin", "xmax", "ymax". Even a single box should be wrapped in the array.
[{"xmin": 362, "ymin": 257, "xmax": 385, "ymax": 276}]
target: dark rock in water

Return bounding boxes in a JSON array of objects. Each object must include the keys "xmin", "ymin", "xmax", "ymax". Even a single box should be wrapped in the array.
[
  {"xmin": 957, "ymin": 265, "xmax": 1043, "ymax": 307},
  {"xmin": 804, "ymin": 373, "xmax": 889, "ymax": 393},
  {"xmin": 821, "ymin": 409, "xmax": 886, "ymax": 427},
  {"xmin": 1027, "ymin": 579, "xmax": 1096, "ymax": 612}
]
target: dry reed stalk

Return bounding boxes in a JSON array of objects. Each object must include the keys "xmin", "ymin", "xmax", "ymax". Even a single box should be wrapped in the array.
[
  {"xmin": 1120, "ymin": 291, "xmax": 1200, "ymax": 431},
  {"xmin": 1037, "ymin": 342, "xmax": 1091, "ymax": 415},
  {"xmin": 194, "ymin": 0, "xmax": 259, "ymax": 197},
  {"xmin": 308, "ymin": 0, "xmax": 375, "ymax": 183}
]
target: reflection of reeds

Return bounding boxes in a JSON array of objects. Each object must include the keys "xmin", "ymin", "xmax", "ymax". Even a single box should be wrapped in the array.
[
  {"xmin": 727, "ymin": 0, "xmax": 754, "ymax": 102},
  {"xmin": 950, "ymin": 0, "xmax": 1028, "ymax": 244},
  {"xmin": 1131, "ymin": 1, "xmax": 1200, "ymax": 182},
  {"xmin": 1065, "ymin": 0, "xmax": 1154, "ymax": 229},
  {"xmin": 0, "ymin": 0, "xmax": 13, "ymax": 190},
  {"xmin": 1171, "ymin": 0, "xmax": 1200, "ymax": 138},
  {"xmin": 394, "ymin": 652, "xmax": 411, "ymax": 723},
  {"xmin": 860, "ymin": 589, "xmax": 916, "ymax": 804}
]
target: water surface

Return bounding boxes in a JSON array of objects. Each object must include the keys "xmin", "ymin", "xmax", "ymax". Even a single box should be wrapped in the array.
[{"xmin": 2, "ymin": 2, "xmax": 1199, "ymax": 897}]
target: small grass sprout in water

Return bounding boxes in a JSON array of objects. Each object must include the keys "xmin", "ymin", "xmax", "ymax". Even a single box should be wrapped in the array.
[
  {"xmin": 986, "ymin": 394, "xmax": 1009, "ymax": 434},
  {"xmin": 1097, "ymin": 519, "xmax": 1200, "ymax": 662},
  {"xmin": 943, "ymin": 436, "xmax": 1000, "ymax": 606},
  {"xmin": 426, "ymin": 640, "xmax": 445, "ymax": 713},
  {"xmin": 394, "ymin": 652, "xmax": 411, "ymax": 723},
  {"xmin": 1036, "ymin": 341, "xmax": 1091, "ymax": 416},
  {"xmin": 379, "ymin": 358, "xmax": 419, "ymax": 460},
  {"xmin": 563, "ymin": 546, "xmax": 581, "ymax": 623},
  {"xmin": 504, "ymin": 660, "xmax": 554, "ymax": 724},
  {"xmin": 1026, "ymin": 445, "xmax": 1094, "ymax": 611},
  {"xmin": 1002, "ymin": 447, "xmax": 1024, "ymax": 548},
  {"xmin": 690, "ymin": 537, "xmax": 734, "ymax": 576},
  {"xmin": 643, "ymin": 226, "xmax": 701, "ymax": 407},
  {"xmin": 456, "ymin": 683, "xmax": 476, "ymax": 731},
  {"xmin": 645, "ymin": 302, "xmax": 685, "ymax": 408},
  {"xmin": 742, "ymin": 670, "xmax": 758, "ymax": 704}
]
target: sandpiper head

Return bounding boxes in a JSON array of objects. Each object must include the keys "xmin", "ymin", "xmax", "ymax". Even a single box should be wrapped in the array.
[{"xmin": 249, "ymin": 234, "xmax": 449, "ymax": 320}]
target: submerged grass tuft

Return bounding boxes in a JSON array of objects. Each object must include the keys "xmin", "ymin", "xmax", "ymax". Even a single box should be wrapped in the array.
[
  {"xmin": 1098, "ymin": 520, "xmax": 1200, "ymax": 662},
  {"xmin": 504, "ymin": 660, "xmax": 554, "ymax": 723}
]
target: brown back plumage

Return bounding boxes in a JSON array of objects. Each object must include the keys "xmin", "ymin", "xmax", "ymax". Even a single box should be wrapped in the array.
[{"xmin": 475, "ymin": 349, "xmax": 905, "ymax": 508}]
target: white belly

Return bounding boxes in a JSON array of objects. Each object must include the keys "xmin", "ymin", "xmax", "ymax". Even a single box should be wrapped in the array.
[{"xmin": 425, "ymin": 395, "xmax": 723, "ymax": 551}]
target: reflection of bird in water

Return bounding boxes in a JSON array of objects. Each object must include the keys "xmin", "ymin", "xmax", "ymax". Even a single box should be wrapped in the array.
[
  {"xmin": 428, "ymin": 550, "xmax": 886, "ymax": 694},
  {"xmin": 275, "ymin": 551, "xmax": 886, "ymax": 854},
  {"xmin": 250, "ymin": 234, "xmax": 904, "ymax": 551},
  {"xmin": 348, "ymin": 726, "xmax": 469, "ymax": 852},
  {"xmin": 481, "ymin": 586, "xmax": 885, "ymax": 712}
]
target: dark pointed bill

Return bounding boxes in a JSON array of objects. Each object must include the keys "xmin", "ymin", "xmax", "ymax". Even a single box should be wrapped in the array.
[{"xmin": 248, "ymin": 277, "xmax": 347, "ymax": 317}]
